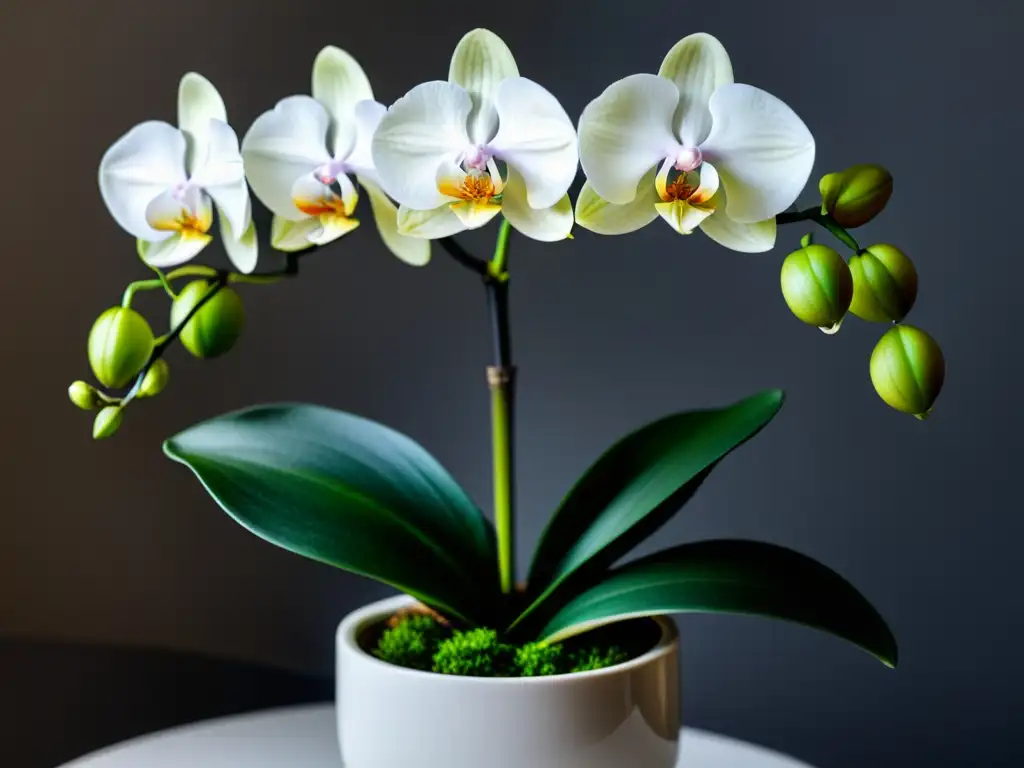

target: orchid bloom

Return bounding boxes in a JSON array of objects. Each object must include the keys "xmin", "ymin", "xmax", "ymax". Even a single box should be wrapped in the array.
[
  {"xmin": 575, "ymin": 33, "xmax": 815, "ymax": 253},
  {"xmin": 99, "ymin": 74, "xmax": 257, "ymax": 273},
  {"xmin": 240, "ymin": 47, "xmax": 427, "ymax": 266},
  {"xmin": 371, "ymin": 29, "xmax": 579, "ymax": 243}
]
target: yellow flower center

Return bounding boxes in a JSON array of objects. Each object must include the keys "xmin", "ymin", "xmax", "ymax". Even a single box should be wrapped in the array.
[
  {"xmin": 440, "ymin": 173, "xmax": 498, "ymax": 202},
  {"xmin": 153, "ymin": 207, "xmax": 212, "ymax": 240},
  {"xmin": 660, "ymin": 178, "xmax": 697, "ymax": 203},
  {"xmin": 295, "ymin": 196, "xmax": 350, "ymax": 217}
]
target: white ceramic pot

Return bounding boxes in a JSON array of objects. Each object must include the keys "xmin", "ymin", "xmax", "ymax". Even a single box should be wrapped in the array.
[{"xmin": 336, "ymin": 595, "xmax": 680, "ymax": 768}]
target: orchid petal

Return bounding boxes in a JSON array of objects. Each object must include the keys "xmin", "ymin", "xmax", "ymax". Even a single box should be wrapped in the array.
[
  {"xmin": 346, "ymin": 100, "xmax": 387, "ymax": 179},
  {"xmin": 271, "ymin": 216, "xmax": 320, "ymax": 252},
  {"xmin": 242, "ymin": 96, "xmax": 332, "ymax": 220},
  {"xmin": 191, "ymin": 119, "xmax": 250, "ymax": 237},
  {"xmin": 397, "ymin": 204, "xmax": 468, "ymax": 239},
  {"xmin": 698, "ymin": 185, "xmax": 777, "ymax": 253},
  {"xmin": 449, "ymin": 28, "xmax": 519, "ymax": 146},
  {"xmin": 700, "ymin": 83, "xmax": 815, "ymax": 223},
  {"xmin": 658, "ymin": 33, "xmax": 733, "ymax": 147},
  {"xmin": 690, "ymin": 161, "xmax": 720, "ymax": 205},
  {"xmin": 501, "ymin": 168, "xmax": 573, "ymax": 241},
  {"xmin": 574, "ymin": 168, "xmax": 659, "ymax": 235},
  {"xmin": 178, "ymin": 72, "xmax": 227, "ymax": 176},
  {"xmin": 144, "ymin": 186, "xmax": 212, "ymax": 234},
  {"xmin": 138, "ymin": 232, "xmax": 212, "ymax": 269},
  {"xmin": 291, "ymin": 174, "xmax": 358, "ymax": 218},
  {"xmin": 578, "ymin": 73, "xmax": 680, "ymax": 205},
  {"xmin": 372, "ymin": 81, "xmax": 472, "ymax": 210},
  {"xmin": 219, "ymin": 208, "xmax": 258, "ymax": 273},
  {"xmin": 450, "ymin": 200, "xmax": 503, "ymax": 229},
  {"xmin": 308, "ymin": 213, "xmax": 360, "ymax": 245},
  {"xmin": 655, "ymin": 199, "xmax": 716, "ymax": 234},
  {"xmin": 98, "ymin": 121, "xmax": 187, "ymax": 240},
  {"xmin": 312, "ymin": 46, "xmax": 374, "ymax": 159},
  {"xmin": 487, "ymin": 77, "xmax": 577, "ymax": 210},
  {"xmin": 358, "ymin": 175, "xmax": 430, "ymax": 266}
]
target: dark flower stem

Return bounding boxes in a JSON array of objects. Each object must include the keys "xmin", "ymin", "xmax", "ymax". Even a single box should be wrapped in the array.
[
  {"xmin": 776, "ymin": 207, "xmax": 862, "ymax": 253},
  {"xmin": 119, "ymin": 246, "xmax": 325, "ymax": 405}
]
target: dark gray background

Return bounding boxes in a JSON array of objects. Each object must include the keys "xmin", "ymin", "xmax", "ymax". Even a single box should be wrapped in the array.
[{"xmin": 1, "ymin": 0, "xmax": 1019, "ymax": 765}]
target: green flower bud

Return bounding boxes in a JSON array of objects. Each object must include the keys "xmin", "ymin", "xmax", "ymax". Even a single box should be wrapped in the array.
[
  {"xmin": 819, "ymin": 164, "xmax": 893, "ymax": 228},
  {"xmin": 870, "ymin": 325, "xmax": 945, "ymax": 418},
  {"xmin": 87, "ymin": 307, "xmax": 155, "ymax": 389},
  {"xmin": 849, "ymin": 244, "xmax": 918, "ymax": 323},
  {"xmin": 69, "ymin": 380, "xmax": 103, "ymax": 410},
  {"xmin": 93, "ymin": 405, "xmax": 124, "ymax": 439},
  {"xmin": 780, "ymin": 243, "xmax": 854, "ymax": 332},
  {"xmin": 170, "ymin": 281, "xmax": 246, "ymax": 359},
  {"xmin": 138, "ymin": 359, "xmax": 170, "ymax": 398}
]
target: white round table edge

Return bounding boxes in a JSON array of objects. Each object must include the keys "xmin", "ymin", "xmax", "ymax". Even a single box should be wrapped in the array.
[{"xmin": 58, "ymin": 703, "xmax": 816, "ymax": 767}]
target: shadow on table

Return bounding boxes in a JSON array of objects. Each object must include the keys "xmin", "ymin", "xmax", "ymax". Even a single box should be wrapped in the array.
[{"xmin": 0, "ymin": 637, "xmax": 333, "ymax": 768}]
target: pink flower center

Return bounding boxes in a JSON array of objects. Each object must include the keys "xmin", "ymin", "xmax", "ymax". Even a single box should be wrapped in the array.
[{"xmin": 674, "ymin": 147, "xmax": 703, "ymax": 173}]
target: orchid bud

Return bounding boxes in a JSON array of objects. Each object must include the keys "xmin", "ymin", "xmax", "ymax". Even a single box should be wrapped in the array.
[
  {"xmin": 93, "ymin": 405, "xmax": 124, "ymax": 439},
  {"xmin": 69, "ymin": 380, "xmax": 103, "ymax": 411},
  {"xmin": 870, "ymin": 325, "xmax": 945, "ymax": 418},
  {"xmin": 138, "ymin": 359, "xmax": 170, "ymax": 398},
  {"xmin": 170, "ymin": 281, "xmax": 246, "ymax": 360},
  {"xmin": 87, "ymin": 307, "xmax": 155, "ymax": 389},
  {"xmin": 849, "ymin": 244, "xmax": 918, "ymax": 323},
  {"xmin": 819, "ymin": 164, "xmax": 893, "ymax": 228},
  {"xmin": 780, "ymin": 242, "xmax": 854, "ymax": 333}
]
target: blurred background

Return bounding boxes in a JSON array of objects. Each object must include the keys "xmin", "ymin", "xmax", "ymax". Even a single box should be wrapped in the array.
[{"xmin": 1, "ymin": 0, "xmax": 1020, "ymax": 765}]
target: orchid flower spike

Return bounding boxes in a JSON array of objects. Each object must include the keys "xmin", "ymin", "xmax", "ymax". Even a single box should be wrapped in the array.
[
  {"xmin": 241, "ymin": 48, "xmax": 427, "ymax": 266},
  {"xmin": 371, "ymin": 29, "xmax": 579, "ymax": 243},
  {"xmin": 99, "ymin": 74, "xmax": 257, "ymax": 273},
  {"xmin": 575, "ymin": 33, "xmax": 815, "ymax": 253}
]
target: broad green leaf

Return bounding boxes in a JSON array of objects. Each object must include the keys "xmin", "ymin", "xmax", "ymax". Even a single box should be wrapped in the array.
[
  {"xmin": 164, "ymin": 403, "xmax": 499, "ymax": 624},
  {"xmin": 538, "ymin": 540, "xmax": 898, "ymax": 668},
  {"xmin": 516, "ymin": 390, "xmax": 784, "ymax": 631}
]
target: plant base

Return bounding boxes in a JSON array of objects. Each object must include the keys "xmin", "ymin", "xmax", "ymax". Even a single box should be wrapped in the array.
[{"xmin": 337, "ymin": 595, "xmax": 680, "ymax": 768}]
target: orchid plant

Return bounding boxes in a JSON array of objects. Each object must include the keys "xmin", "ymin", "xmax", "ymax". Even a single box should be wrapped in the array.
[{"xmin": 71, "ymin": 29, "xmax": 948, "ymax": 669}]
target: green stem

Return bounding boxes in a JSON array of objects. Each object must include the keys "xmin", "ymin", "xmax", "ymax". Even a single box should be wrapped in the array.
[
  {"xmin": 490, "ymin": 218, "xmax": 512, "ymax": 276},
  {"xmin": 122, "ymin": 279, "xmax": 164, "ymax": 308},
  {"xmin": 168, "ymin": 265, "xmax": 219, "ymax": 280},
  {"xmin": 776, "ymin": 208, "xmax": 862, "ymax": 252},
  {"xmin": 487, "ymin": 219, "xmax": 515, "ymax": 594},
  {"xmin": 438, "ymin": 221, "xmax": 517, "ymax": 595},
  {"xmin": 117, "ymin": 244, "xmax": 327, "ymax": 404},
  {"xmin": 121, "ymin": 265, "xmax": 222, "ymax": 307},
  {"xmin": 147, "ymin": 265, "xmax": 178, "ymax": 299},
  {"xmin": 489, "ymin": 367, "xmax": 515, "ymax": 594},
  {"xmin": 121, "ymin": 275, "xmax": 230, "ymax": 405}
]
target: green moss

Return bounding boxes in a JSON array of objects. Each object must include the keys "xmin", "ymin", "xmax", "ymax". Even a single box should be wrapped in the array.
[
  {"xmin": 432, "ymin": 628, "xmax": 516, "ymax": 676},
  {"xmin": 373, "ymin": 614, "xmax": 449, "ymax": 671},
  {"xmin": 374, "ymin": 614, "xmax": 635, "ymax": 677},
  {"xmin": 515, "ymin": 642, "xmax": 565, "ymax": 676},
  {"xmin": 568, "ymin": 645, "xmax": 631, "ymax": 673}
]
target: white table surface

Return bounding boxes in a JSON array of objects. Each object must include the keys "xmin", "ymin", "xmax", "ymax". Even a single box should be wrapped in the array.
[{"xmin": 59, "ymin": 703, "xmax": 816, "ymax": 767}]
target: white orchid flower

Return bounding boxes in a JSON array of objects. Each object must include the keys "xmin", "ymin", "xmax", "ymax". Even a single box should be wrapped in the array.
[
  {"xmin": 371, "ymin": 29, "xmax": 578, "ymax": 243},
  {"xmin": 240, "ymin": 47, "xmax": 427, "ymax": 267},
  {"xmin": 575, "ymin": 33, "xmax": 815, "ymax": 253},
  {"xmin": 99, "ymin": 74, "xmax": 257, "ymax": 273}
]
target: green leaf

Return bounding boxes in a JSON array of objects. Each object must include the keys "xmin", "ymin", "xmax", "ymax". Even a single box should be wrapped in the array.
[
  {"xmin": 516, "ymin": 390, "xmax": 784, "ymax": 631},
  {"xmin": 163, "ymin": 403, "xmax": 499, "ymax": 624},
  {"xmin": 538, "ymin": 540, "xmax": 898, "ymax": 668}
]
